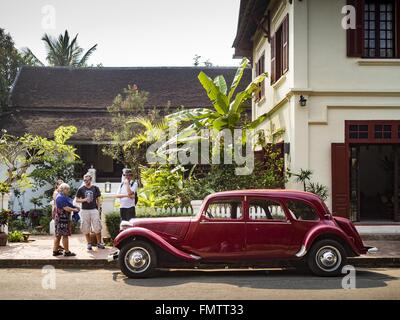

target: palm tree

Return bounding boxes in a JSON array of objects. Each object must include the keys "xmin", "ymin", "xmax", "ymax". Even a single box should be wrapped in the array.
[{"xmin": 22, "ymin": 30, "xmax": 97, "ymax": 67}]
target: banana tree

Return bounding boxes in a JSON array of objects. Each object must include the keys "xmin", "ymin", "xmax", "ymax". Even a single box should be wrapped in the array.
[{"xmin": 159, "ymin": 57, "xmax": 269, "ymax": 153}]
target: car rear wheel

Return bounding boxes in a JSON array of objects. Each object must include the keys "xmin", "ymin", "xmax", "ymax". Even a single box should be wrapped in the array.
[
  {"xmin": 307, "ymin": 239, "xmax": 347, "ymax": 277},
  {"xmin": 119, "ymin": 240, "xmax": 157, "ymax": 278}
]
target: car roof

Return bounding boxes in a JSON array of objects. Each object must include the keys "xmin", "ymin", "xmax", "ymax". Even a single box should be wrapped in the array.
[{"xmin": 206, "ymin": 189, "xmax": 323, "ymax": 202}]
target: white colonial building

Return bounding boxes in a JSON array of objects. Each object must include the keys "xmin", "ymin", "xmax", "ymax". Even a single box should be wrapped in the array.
[{"xmin": 233, "ymin": 0, "xmax": 400, "ymax": 223}]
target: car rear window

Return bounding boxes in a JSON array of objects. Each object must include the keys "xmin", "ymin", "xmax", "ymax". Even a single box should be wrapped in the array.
[{"xmin": 286, "ymin": 200, "xmax": 319, "ymax": 221}]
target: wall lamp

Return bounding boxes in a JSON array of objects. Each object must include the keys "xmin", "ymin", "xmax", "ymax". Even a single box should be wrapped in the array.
[{"xmin": 299, "ymin": 95, "xmax": 307, "ymax": 107}]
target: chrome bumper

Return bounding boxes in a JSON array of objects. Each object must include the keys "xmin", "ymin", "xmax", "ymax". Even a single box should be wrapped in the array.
[{"xmin": 107, "ymin": 250, "xmax": 119, "ymax": 262}]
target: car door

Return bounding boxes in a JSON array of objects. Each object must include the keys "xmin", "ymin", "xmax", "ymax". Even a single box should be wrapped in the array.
[
  {"xmin": 186, "ymin": 196, "xmax": 246, "ymax": 261},
  {"xmin": 245, "ymin": 197, "xmax": 296, "ymax": 259}
]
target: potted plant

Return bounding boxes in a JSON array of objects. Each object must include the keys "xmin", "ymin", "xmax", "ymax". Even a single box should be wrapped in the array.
[{"xmin": 0, "ymin": 209, "xmax": 11, "ymax": 246}]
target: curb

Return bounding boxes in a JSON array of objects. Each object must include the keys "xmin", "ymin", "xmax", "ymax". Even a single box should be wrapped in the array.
[
  {"xmin": 0, "ymin": 259, "xmax": 118, "ymax": 269},
  {"xmin": 1, "ymin": 257, "xmax": 400, "ymax": 269}
]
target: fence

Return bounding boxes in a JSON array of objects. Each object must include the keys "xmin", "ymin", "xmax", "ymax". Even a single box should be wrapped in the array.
[{"xmin": 135, "ymin": 206, "xmax": 195, "ymax": 217}]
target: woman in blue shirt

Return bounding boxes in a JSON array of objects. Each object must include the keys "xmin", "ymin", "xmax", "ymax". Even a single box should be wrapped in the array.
[{"xmin": 54, "ymin": 183, "xmax": 79, "ymax": 257}]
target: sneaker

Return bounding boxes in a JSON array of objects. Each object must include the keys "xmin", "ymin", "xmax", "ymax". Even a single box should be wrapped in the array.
[
  {"xmin": 53, "ymin": 250, "xmax": 63, "ymax": 257},
  {"xmin": 64, "ymin": 251, "xmax": 76, "ymax": 257},
  {"xmin": 87, "ymin": 243, "xmax": 93, "ymax": 251},
  {"xmin": 97, "ymin": 243, "xmax": 105, "ymax": 249}
]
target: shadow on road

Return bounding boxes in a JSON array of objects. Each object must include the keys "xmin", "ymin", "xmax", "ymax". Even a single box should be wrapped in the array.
[{"xmin": 114, "ymin": 268, "xmax": 397, "ymax": 290}]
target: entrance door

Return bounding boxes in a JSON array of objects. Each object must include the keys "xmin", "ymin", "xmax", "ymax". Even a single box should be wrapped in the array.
[
  {"xmin": 351, "ymin": 144, "xmax": 397, "ymax": 221},
  {"xmin": 395, "ymin": 146, "xmax": 400, "ymax": 222}
]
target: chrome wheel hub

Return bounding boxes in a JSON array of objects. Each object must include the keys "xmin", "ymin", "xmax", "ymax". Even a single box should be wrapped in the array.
[
  {"xmin": 315, "ymin": 246, "xmax": 341, "ymax": 272},
  {"xmin": 125, "ymin": 247, "xmax": 151, "ymax": 273}
]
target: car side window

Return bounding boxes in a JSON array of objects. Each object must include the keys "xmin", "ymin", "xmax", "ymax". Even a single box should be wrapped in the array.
[
  {"xmin": 248, "ymin": 199, "xmax": 286, "ymax": 221},
  {"xmin": 286, "ymin": 200, "xmax": 319, "ymax": 221},
  {"xmin": 204, "ymin": 198, "xmax": 243, "ymax": 220}
]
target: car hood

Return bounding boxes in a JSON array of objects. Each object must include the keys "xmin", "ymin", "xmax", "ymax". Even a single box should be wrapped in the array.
[{"xmin": 130, "ymin": 216, "xmax": 193, "ymax": 244}]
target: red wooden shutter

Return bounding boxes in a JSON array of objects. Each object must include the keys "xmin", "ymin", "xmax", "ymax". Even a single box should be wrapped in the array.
[
  {"xmin": 260, "ymin": 54, "xmax": 265, "ymax": 99},
  {"xmin": 255, "ymin": 60, "xmax": 259, "ymax": 101},
  {"xmin": 276, "ymin": 28, "xmax": 282, "ymax": 79},
  {"xmin": 396, "ymin": 0, "xmax": 400, "ymax": 58},
  {"xmin": 282, "ymin": 14, "xmax": 289, "ymax": 73},
  {"xmin": 331, "ymin": 143, "xmax": 350, "ymax": 218},
  {"xmin": 347, "ymin": 0, "xmax": 364, "ymax": 57},
  {"xmin": 271, "ymin": 35, "xmax": 276, "ymax": 84}
]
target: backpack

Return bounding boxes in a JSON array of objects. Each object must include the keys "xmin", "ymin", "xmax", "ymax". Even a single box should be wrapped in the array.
[{"xmin": 120, "ymin": 181, "xmax": 138, "ymax": 205}]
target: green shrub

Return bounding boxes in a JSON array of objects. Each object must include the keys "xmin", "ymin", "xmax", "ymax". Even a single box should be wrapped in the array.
[
  {"xmin": 105, "ymin": 212, "xmax": 121, "ymax": 240},
  {"xmin": 38, "ymin": 214, "xmax": 52, "ymax": 234},
  {"xmin": 8, "ymin": 219, "xmax": 28, "ymax": 231},
  {"xmin": 8, "ymin": 230, "xmax": 24, "ymax": 242}
]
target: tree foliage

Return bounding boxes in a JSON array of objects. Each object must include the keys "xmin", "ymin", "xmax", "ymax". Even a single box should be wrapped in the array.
[
  {"xmin": 94, "ymin": 85, "xmax": 169, "ymax": 177},
  {"xmin": 0, "ymin": 28, "xmax": 24, "ymax": 111},
  {"xmin": 22, "ymin": 30, "xmax": 97, "ymax": 67},
  {"xmin": 0, "ymin": 126, "xmax": 78, "ymax": 197}
]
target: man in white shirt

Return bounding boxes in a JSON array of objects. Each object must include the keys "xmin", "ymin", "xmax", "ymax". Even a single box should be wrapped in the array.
[{"xmin": 116, "ymin": 168, "xmax": 138, "ymax": 221}]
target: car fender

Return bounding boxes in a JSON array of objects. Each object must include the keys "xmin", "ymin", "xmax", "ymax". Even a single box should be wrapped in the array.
[
  {"xmin": 114, "ymin": 227, "xmax": 201, "ymax": 262},
  {"xmin": 297, "ymin": 224, "xmax": 361, "ymax": 257}
]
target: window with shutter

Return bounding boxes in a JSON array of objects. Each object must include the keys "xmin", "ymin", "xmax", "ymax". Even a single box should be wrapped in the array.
[
  {"xmin": 271, "ymin": 35, "xmax": 276, "ymax": 84},
  {"xmin": 282, "ymin": 15, "xmax": 289, "ymax": 73},
  {"xmin": 255, "ymin": 54, "xmax": 265, "ymax": 102},
  {"xmin": 347, "ymin": 0, "xmax": 400, "ymax": 58},
  {"xmin": 271, "ymin": 14, "xmax": 289, "ymax": 84}
]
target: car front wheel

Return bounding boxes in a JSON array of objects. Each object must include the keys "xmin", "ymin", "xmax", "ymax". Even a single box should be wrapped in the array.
[
  {"xmin": 119, "ymin": 240, "xmax": 157, "ymax": 278},
  {"xmin": 307, "ymin": 239, "xmax": 347, "ymax": 277}
]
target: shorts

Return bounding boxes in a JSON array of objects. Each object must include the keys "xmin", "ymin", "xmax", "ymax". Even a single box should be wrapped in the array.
[
  {"xmin": 120, "ymin": 207, "xmax": 136, "ymax": 221},
  {"xmin": 80, "ymin": 209, "xmax": 102, "ymax": 234}
]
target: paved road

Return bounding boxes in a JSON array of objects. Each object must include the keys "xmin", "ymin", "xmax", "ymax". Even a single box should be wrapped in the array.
[{"xmin": 0, "ymin": 268, "xmax": 399, "ymax": 300}]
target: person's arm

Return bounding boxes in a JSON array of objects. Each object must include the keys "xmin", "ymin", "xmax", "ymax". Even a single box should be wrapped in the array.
[
  {"xmin": 63, "ymin": 206, "xmax": 79, "ymax": 213},
  {"xmin": 56, "ymin": 197, "xmax": 79, "ymax": 213},
  {"xmin": 115, "ymin": 183, "xmax": 130, "ymax": 198},
  {"xmin": 126, "ymin": 180, "xmax": 134, "ymax": 197},
  {"xmin": 96, "ymin": 187, "xmax": 102, "ymax": 208},
  {"xmin": 75, "ymin": 188, "xmax": 88, "ymax": 203}
]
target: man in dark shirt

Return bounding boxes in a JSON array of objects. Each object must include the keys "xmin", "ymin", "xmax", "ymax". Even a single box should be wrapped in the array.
[{"xmin": 75, "ymin": 174, "xmax": 104, "ymax": 250}]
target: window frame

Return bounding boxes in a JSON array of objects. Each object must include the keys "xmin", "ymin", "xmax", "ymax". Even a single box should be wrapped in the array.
[
  {"xmin": 255, "ymin": 53, "xmax": 265, "ymax": 102},
  {"xmin": 346, "ymin": 120, "xmax": 400, "ymax": 144},
  {"xmin": 347, "ymin": 0, "xmax": 400, "ymax": 58},
  {"xmin": 271, "ymin": 14, "xmax": 289, "ymax": 84},
  {"xmin": 284, "ymin": 199, "xmax": 321, "ymax": 222},
  {"xmin": 246, "ymin": 197, "xmax": 289, "ymax": 222},
  {"xmin": 201, "ymin": 196, "xmax": 245, "ymax": 222},
  {"xmin": 363, "ymin": 0, "xmax": 396, "ymax": 58}
]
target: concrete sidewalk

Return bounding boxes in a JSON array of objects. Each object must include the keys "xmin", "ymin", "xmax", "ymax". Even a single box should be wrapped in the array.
[
  {"xmin": 0, "ymin": 235, "xmax": 118, "ymax": 268},
  {"xmin": 0, "ymin": 235, "xmax": 399, "ymax": 268}
]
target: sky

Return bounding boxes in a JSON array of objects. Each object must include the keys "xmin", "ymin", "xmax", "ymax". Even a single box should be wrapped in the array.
[{"xmin": 0, "ymin": 0, "xmax": 242, "ymax": 67}]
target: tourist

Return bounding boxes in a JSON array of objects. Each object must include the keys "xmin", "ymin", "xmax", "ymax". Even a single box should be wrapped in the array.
[
  {"xmin": 116, "ymin": 168, "xmax": 138, "ymax": 222},
  {"xmin": 75, "ymin": 174, "xmax": 104, "ymax": 250},
  {"xmin": 52, "ymin": 179, "xmax": 64, "ymax": 253},
  {"xmin": 54, "ymin": 183, "xmax": 79, "ymax": 257}
]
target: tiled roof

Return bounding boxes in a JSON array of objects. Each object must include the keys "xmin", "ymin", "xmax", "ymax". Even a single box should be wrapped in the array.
[
  {"xmin": 10, "ymin": 66, "xmax": 251, "ymax": 109},
  {"xmin": 1, "ymin": 66, "xmax": 251, "ymax": 140}
]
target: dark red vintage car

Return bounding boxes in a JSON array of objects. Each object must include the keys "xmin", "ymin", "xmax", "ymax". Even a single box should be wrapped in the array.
[{"xmin": 109, "ymin": 190, "xmax": 377, "ymax": 278}]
